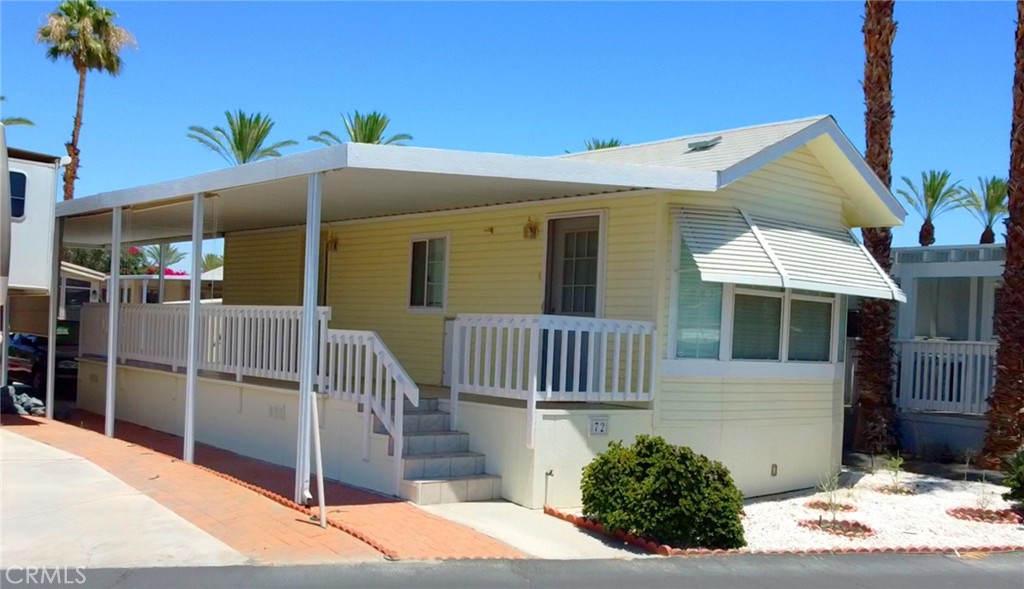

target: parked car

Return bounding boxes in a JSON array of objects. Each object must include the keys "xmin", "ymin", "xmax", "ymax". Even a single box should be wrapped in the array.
[{"xmin": 6, "ymin": 322, "xmax": 79, "ymax": 397}]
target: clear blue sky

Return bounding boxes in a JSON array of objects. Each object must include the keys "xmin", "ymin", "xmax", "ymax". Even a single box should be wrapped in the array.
[{"xmin": 1, "ymin": 1, "xmax": 1018, "ymax": 268}]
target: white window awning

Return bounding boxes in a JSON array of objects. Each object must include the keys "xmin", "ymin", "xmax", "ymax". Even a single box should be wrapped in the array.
[{"xmin": 676, "ymin": 208, "xmax": 905, "ymax": 302}]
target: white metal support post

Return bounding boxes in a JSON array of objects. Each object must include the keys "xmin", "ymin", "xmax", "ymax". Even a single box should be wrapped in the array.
[
  {"xmin": 157, "ymin": 243, "xmax": 167, "ymax": 303},
  {"xmin": 295, "ymin": 172, "xmax": 325, "ymax": 510},
  {"xmin": 105, "ymin": 207, "xmax": 122, "ymax": 437},
  {"xmin": 184, "ymin": 194, "xmax": 204, "ymax": 463},
  {"xmin": 1, "ymin": 301, "xmax": 8, "ymax": 388},
  {"xmin": 45, "ymin": 218, "xmax": 64, "ymax": 418}
]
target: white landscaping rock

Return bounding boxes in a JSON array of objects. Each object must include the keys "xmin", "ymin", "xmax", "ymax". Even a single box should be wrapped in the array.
[{"xmin": 742, "ymin": 470, "xmax": 1024, "ymax": 552}]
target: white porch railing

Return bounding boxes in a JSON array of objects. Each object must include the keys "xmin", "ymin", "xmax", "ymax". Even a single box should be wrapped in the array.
[
  {"xmin": 894, "ymin": 340, "xmax": 996, "ymax": 415},
  {"xmin": 451, "ymin": 313, "xmax": 656, "ymax": 447},
  {"xmin": 320, "ymin": 329, "xmax": 419, "ymax": 495},
  {"xmin": 80, "ymin": 303, "xmax": 332, "ymax": 383},
  {"xmin": 80, "ymin": 302, "xmax": 418, "ymax": 496}
]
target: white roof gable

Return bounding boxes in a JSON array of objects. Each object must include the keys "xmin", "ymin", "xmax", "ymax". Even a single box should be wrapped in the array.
[{"xmin": 566, "ymin": 116, "xmax": 905, "ymax": 227}]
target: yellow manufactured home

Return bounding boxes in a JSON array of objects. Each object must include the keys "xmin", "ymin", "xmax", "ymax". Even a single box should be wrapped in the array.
[{"xmin": 60, "ymin": 116, "xmax": 905, "ymax": 508}]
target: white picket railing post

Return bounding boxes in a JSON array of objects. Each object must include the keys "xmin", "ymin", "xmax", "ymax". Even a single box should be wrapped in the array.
[
  {"xmin": 526, "ymin": 322, "xmax": 541, "ymax": 450},
  {"xmin": 450, "ymin": 320, "xmax": 462, "ymax": 430}
]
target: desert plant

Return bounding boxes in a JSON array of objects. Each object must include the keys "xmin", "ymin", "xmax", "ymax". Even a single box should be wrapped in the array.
[
  {"xmin": 817, "ymin": 469, "xmax": 843, "ymax": 524},
  {"xmin": 895, "ymin": 170, "xmax": 963, "ymax": 246},
  {"xmin": 853, "ymin": 0, "xmax": 899, "ymax": 455},
  {"xmin": 884, "ymin": 453, "xmax": 904, "ymax": 489},
  {"xmin": 1002, "ymin": 447, "xmax": 1024, "ymax": 503},
  {"xmin": 584, "ymin": 138, "xmax": 622, "ymax": 151},
  {"xmin": 37, "ymin": 0, "xmax": 135, "ymax": 200},
  {"xmin": 960, "ymin": 447, "xmax": 979, "ymax": 482},
  {"xmin": 188, "ymin": 110, "xmax": 297, "ymax": 165},
  {"xmin": 580, "ymin": 435, "xmax": 746, "ymax": 549},
  {"xmin": 960, "ymin": 177, "xmax": 1009, "ymax": 244},
  {"xmin": 309, "ymin": 110, "xmax": 411, "ymax": 146}
]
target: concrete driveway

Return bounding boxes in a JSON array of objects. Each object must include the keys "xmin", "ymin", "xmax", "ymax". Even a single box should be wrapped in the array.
[{"xmin": 0, "ymin": 428, "xmax": 247, "ymax": 568}]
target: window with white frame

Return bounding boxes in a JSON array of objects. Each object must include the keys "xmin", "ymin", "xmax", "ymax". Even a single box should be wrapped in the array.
[
  {"xmin": 409, "ymin": 236, "xmax": 447, "ymax": 309},
  {"xmin": 674, "ymin": 243, "xmax": 838, "ymax": 363},
  {"xmin": 675, "ymin": 240, "xmax": 722, "ymax": 359},
  {"xmin": 10, "ymin": 171, "xmax": 26, "ymax": 219}
]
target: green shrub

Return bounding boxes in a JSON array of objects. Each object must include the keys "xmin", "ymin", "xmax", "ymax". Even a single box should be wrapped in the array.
[
  {"xmin": 580, "ymin": 435, "xmax": 746, "ymax": 549},
  {"xmin": 1002, "ymin": 447, "xmax": 1024, "ymax": 503}
]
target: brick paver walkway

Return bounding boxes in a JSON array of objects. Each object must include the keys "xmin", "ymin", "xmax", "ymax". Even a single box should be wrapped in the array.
[{"xmin": 2, "ymin": 412, "xmax": 524, "ymax": 560}]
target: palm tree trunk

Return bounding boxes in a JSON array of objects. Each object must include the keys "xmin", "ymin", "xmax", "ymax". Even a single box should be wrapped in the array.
[
  {"xmin": 980, "ymin": 226, "xmax": 996, "ymax": 244},
  {"xmin": 62, "ymin": 65, "xmax": 87, "ymax": 201},
  {"xmin": 918, "ymin": 218, "xmax": 935, "ymax": 246},
  {"xmin": 981, "ymin": 0, "xmax": 1024, "ymax": 468},
  {"xmin": 853, "ymin": 0, "xmax": 899, "ymax": 454}
]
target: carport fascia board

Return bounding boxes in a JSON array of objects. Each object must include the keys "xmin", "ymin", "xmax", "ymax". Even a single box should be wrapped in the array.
[{"xmin": 55, "ymin": 143, "xmax": 720, "ymax": 221}]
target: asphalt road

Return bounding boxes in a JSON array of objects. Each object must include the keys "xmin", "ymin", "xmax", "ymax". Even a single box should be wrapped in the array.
[{"xmin": 15, "ymin": 552, "xmax": 1022, "ymax": 589}]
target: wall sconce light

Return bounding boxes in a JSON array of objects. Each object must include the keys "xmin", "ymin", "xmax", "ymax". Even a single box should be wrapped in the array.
[
  {"xmin": 523, "ymin": 217, "xmax": 539, "ymax": 239},
  {"xmin": 484, "ymin": 226, "xmax": 495, "ymax": 234}
]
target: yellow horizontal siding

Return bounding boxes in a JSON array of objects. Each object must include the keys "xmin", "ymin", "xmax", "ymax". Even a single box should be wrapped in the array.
[
  {"xmin": 655, "ymin": 376, "xmax": 843, "ymax": 496},
  {"xmin": 328, "ymin": 195, "xmax": 660, "ymax": 385},
  {"xmin": 223, "ymin": 230, "xmax": 303, "ymax": 306}
]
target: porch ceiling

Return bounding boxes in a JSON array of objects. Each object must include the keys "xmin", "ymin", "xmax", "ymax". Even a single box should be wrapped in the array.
[{"xmin": 56, "ymin": 143, "xmax": 718, "ymax": 247}]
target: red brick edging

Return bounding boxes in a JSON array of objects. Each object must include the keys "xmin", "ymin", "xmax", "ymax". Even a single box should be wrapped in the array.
[
  {"xmin": 543, "ymin": 505, "xmax": 1024, "ymax": 557},
  {"xmin": 946, "ymin": 507, "xmax": 1024, "ymax": 525}
]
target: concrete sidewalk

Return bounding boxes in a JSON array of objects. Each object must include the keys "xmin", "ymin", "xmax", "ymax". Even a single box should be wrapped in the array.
[
  {"xmin": 0, "ymin": 428, "xmax": 247, "ymax": 569},
  {"xmin": 421, "ymin": 501, "xmax": 651, "ymax": 559}
]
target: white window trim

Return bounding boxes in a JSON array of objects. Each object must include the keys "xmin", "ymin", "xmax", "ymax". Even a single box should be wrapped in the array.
[
  {"xmin": 539, "ymin": 209, "xmax": 607, "ymax": 318},
  {"xmin": 407, "ymin": 232, "xmax": 450, "ymax": 314},
  {"xmin": 667, "ymin": 225, "xmax": 841, "ymax": 376}
]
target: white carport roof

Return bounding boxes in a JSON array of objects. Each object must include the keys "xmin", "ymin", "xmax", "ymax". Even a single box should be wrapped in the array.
[{"xmin": 56, "ymin": 143, "xmax": 718, "ymax": 247}]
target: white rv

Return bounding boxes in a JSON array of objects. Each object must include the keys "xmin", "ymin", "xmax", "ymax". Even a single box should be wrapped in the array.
[{"xmin": 1, "ymin": 125, "xmax": 65, "ymax": 402}]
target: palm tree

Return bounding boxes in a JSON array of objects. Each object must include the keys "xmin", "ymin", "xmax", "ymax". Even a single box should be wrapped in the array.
[
  {"xmin": 142, "ymin": 244, "xmax": 185, "ymax": 268},
  {"xmin": 584, "ymin": 138, "xmax": 622, "ymax": 151},
  {"xmin": 1, "ymin": 97, "xmax": 33, "ymax": 127},
  {"xmin": 960, "ymin": 176, "xmax": 1009, "ymax": 244},
  {"xmin": 188, "ymin": 110, "xmax": 297, "ymax": 166},
  {"xmin": 895, "ymin": 170, "xmax": 962, "ymax": 246},
  {"xmin": 36, "ymin": 0, "xmax": 135, "ymax": 200},
  {"xmin": 853, "ymin": 0, "xmax": 899, "ymax": 455},
  {"xmin": 981, "ymin": 0, "xmax": 1024, "ymax": 468},
  {"xmin": 308, "ymin": 111, "xmax": 411, "ymax": 146},
  {"xmin": 202, "ymin": 253, "xmax": 224, "ymax": 272}
]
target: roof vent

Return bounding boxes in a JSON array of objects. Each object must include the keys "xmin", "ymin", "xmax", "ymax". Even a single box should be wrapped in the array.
[{"xmin": 686, "ymin": 136, "xmax": 722, "ymax": 152}]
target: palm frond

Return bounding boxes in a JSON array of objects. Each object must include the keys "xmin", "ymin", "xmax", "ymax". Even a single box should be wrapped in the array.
[
  {"xmin": 308, "ymin": 130, "xmax": 343, "ymax": 146},
  {"xmin": 584, "ymin": 138, "xmax": 622, "ymax": 150},
  {"xmin": 960, "ymin": 176, "xmax": 1008, "ymax": 230},
  {"xmin": 337, "ymin": 110, "xmax": 412, "ymax": 145},
  {"xmin": 188, "ymin": 110, "xmax": 294, "ymax": 166},
  {"xmin": 895, "ymin": 170, "xmax": 962, "ymax": 221}
]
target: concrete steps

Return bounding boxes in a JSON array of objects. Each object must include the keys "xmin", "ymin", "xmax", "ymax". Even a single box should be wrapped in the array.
[{"xmin": 389, "ymin": 397, "xmax": 502, "ymax": 505}]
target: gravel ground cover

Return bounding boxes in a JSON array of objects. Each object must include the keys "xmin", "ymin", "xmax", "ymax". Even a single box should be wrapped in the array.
[{"xmin": 742, "ymin": 470, "xmax": 1024, "ymax": 552}]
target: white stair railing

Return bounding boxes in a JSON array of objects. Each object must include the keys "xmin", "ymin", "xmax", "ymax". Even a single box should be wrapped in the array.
[
  {"xmin": 894, "ymin": 340, "xmax": 996, "ymax": 415},
  {"xmin": 451, "ymin": 313, "xmax": 656, "ymax": 447},
  {"xmin": 319, "ymin": 329, "xmax": 419, "ymax": 496}
]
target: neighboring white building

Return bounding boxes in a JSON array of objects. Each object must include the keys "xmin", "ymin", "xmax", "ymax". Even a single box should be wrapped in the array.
[{"xmin": 888, "ymin": 244, "xmax": 1003, "ymax": 456}]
